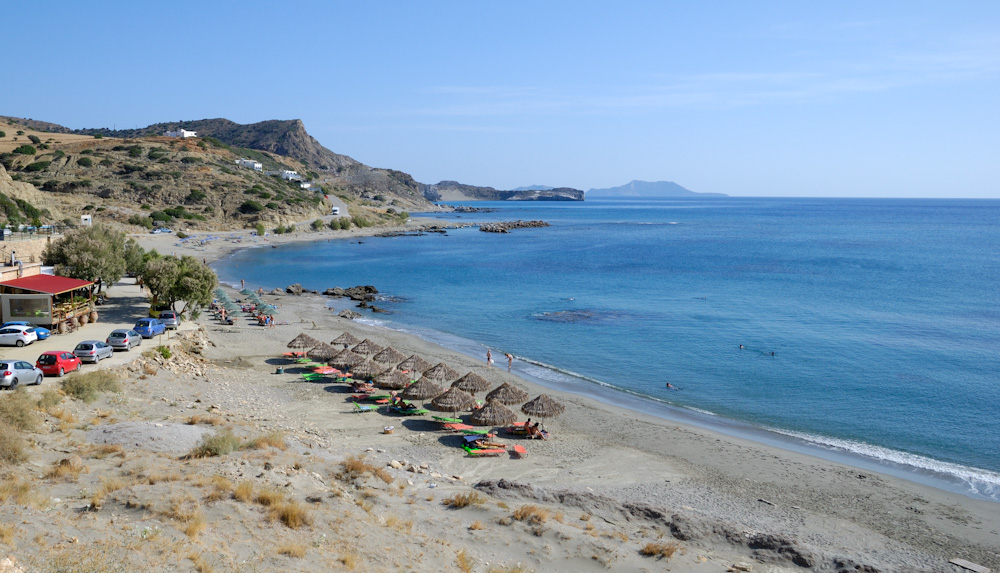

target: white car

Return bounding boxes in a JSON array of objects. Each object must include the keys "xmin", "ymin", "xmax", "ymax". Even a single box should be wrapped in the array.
[
  {"xmin": 0, "ymin": 360, "xmax": 44, "ymax": 389},
  {"xmin": 0, "ymin": 325, "xmax": 38, "ymax": 347}
]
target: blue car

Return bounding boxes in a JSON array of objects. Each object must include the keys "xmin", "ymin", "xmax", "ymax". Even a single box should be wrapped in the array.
[
  {"xmin": 133, "ymin": 318, "xmax": 166, "ymax": 338},
  {"xmin": 1, "ymin": 321, "xmax": 51, "ymax": 340}
]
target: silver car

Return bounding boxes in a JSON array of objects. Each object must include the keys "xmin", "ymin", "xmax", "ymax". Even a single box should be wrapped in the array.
[
  {"xmin": 73, "ymin": 340, "xmax": 114, "ymax": 363},
  {"xmin": 159, "ymin": 311, "xmax": 180, "ymax": 330},
  {"xmin": 0, "ymin": 360, "xmax": 44, "ymax": 389},
  {"xmin": 0, "ymin": 325, "xmax": 38, "ymax": 347},
  {"xmin": 107, "ymin": 329, "xmax": 142, "ymax": 351}
]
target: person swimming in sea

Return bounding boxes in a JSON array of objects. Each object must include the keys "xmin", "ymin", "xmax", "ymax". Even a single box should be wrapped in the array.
[{"xmin": 666, "ymin": 382, "xmax": 679, "ymax": 390}]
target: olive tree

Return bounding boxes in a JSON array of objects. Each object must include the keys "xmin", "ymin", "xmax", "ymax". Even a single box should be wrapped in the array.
[
  {"xmin": 142, "ymin": 254, "xmax": 216, "ymax": 316},
  {"xmin": 43, "ymin": 224, "xmax": 129, "ymax": 285}
]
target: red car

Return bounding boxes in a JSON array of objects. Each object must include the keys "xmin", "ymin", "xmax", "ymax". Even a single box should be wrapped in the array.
[{"xmin": 36, "ymin": 351, "xmax": 83, "ymax": 377}]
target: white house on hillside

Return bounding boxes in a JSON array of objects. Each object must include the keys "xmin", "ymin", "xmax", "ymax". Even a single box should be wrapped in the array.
[
  {"xmin": 164, "ymin": 128, "xmax": 197, "ymax": 138},
  {"xmin": 264, "ymin": 170, "xmax": 302, "ymax": 181},
  {"xmin": 236, "ymin": 158, "xmax": 263, "ymax": 171}
]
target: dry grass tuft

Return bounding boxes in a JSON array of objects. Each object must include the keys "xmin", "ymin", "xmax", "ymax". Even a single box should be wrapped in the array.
[
  {"xmin": 188, "ymin": 552, "xmax": 214, "ymax": 573},
  {"xmin": 90, "ymin": 476, "xmax": 131, "ymax": 508},
  {"xmin": 246, "ymin": 430, "xmax": 287, "ymax": 450},
  {"xmin": 0, "ymin": 387, "xmax": 39, "ymax": 432},
  {"xmin": 0, "ymin": 477, "xmax": 47, "ymax": 508},
  {"xmin": 442, "ymin": 491, "xmax": 487, "ymax": 509},
  {"xmin": 143, "ymin": 362, "xmax": 158, "ymax": 376},
  {"xmin": 277, "ymin": 542, "xmax": 307, "ymax": 558},
  {"xmin": 0, "ymin": 522, "xmax": 14, "ymax": 545},
  {"xmin": 204, "ymin": 475, "xmax": 235, "ymax": 502},
  {"xmin": 145, "ymin": 470, "xmax": 182, "ymax": 485},
  {"xmin": 254, "ymin": 487, "xmax": 285, "ymax": 507},
  {"xmin": 60, "ymin": 370, "xmax": 121, "ymax": 403},
  {"xmin": 640, "ymin": 541, "xmax": 679, "ymax": 559},
  {"xmin": 46, "ymin": 407, "xmax": 77, "ymax": 424},
  {"xmin": 512, "ymin": 504, "xmax": 549, "ymax": 525},
  {"xmin": 384, "ymin": 514, "xmax": 412, "ymax": 533},
  {"xmin": 338, "ymin": 454, "xmax": 392, "ymax": 484},
  {"xmin": 457, "ymin": 548, "xmax": 476, "ymax": 573},
  {"xmin": 270, "ymin": 500, "xmax": 312, "ymax": 529},
  {"xmin": 233, "ymin": 481, "xmax": 254, "ymax": 503},
  {"xmin": 187, "ymin": 414, "xmax": 224, "ymax": 426},
  {"xmin": 184, "ymin": 512, "xmax": 207, "ymax": 539},
  {"xmin": 83, "ymin": 443, "xmax": 125, "ymax": 459},
  {"xmin": 36, "ymin": 388, "xmax": 63, "ymax": 410},
  {"xmin": 469, "ymin": 520, "xmax": 486, "ymax": 530},
  {"xmin": 44, "ymin": 458, "xmax": 87, "ymax": 481},
  {"xmin": 188, "ymin": 428, "xmax": 242, "ymax": 458},
  {"xmin": 339, "ymin": 552, "xmax": 358, "ymax": 570},
  {"xmin": 0, "ymin": 421, "xmax": 28, "ymax": 466}
]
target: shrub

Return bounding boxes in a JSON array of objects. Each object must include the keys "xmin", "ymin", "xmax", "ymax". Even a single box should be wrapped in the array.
[
  {"xmin": 338, "ymin": 454, "xmax": 393, "ymax": 484},
  {"xmin": 277, "ymin": 543, "xmax": 307, "ymax": 558},
  {"xmin": 176, "ymin": 231, "xmax": 188, "ymax": 239},
  {"xmin": 512, "ymin": 504, "xmax": 549, "ymax": 525},
  {"xmin": 180, "ymin": 156, "xmax": 202, "ymax": 164},
  {"xmin": 442, "ymin": 491, "xmax": 487, "ymax": 508},
  {"xmin": 99, "ymin": 159, "xmax": 112, "ymax": 167},
  {"xmin": 0, "ymin": 131, "xmax": 5, "ymax": 138},
  {"xmin": 310, "ymin": 219, "xmax": 325, "ymax": 231},
  {"xmin": 80, "ymin": 149, "xmax": 93, "ymax": 155},
  {"xmin": 94, "ymin": 134, "xmax": 103, "ymax": 139},
  {"xmin": 270, "ymin": 501, "xmax": 312, "ymax": 529},
  {"xmin": 639, "ymin": 541, "xmax": 679, "ymax": 559},
  {"xmin": 186, "ymin": 189, "xmax": 206, "ymax": 202},
  {"xmin": 22, "ymin": 161, "xmax": 51, "ymax": 172},
  {"xmin": 255, "ymin": 222, "xmax": 266, "ymax": 236},
  {"xmin": 189, "ymin": 428, "xmax": 242, "ymax": 457},
  {"xmin": 156, "ymin": 345, "xmax": 171, "ymax": 359},
  {"xmin": 60, "ymin": 371, "xmax": 121, "ymax": 403},
  {"xmin": 12, "ymin": 144, "xmax": 36, "ymax": 155},
  {"xmin": 76, "ymin": 157, "xmax": 93, "ymax": 167},
  {"xmin": 0, "ymin": 387, "xmax": 40, "ymax": 432},
  {"xmin": 239, "ymin": 200, "xmax": 264, "ymax": 214},
  {"xmin": 245, "ymin": 430, "xmax": 286, "ymax": 450},
  {"xmin": 28, "ymin": 135, "xmax": 41, "ymax": 144},
  {"xmin": 128, "ymin": 146, "xmax": 142, "ymax": 158},
  {"xmin": 36, "ymin": 388, "xmax": 63, "ymax": 410}
]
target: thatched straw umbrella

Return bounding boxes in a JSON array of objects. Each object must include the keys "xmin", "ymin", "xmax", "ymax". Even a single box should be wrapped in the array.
[
  {"xmin": 471, "ymin": 399, "xmax": 517, "ymax": 426},
  {"xmin": 452, "ymin": 372, "xmax": 491, "ymax": 394},
  {"xmin": 329, "ymin": 349, "xmax": 366, "ymax": 369},
  {"xmin": 287, "ymin": 333, "xmax": 321, "ymax": 349},
  {"xmin": 521, "ymin": 394, "xmax": 565, "ymax": 419},
  {"xmin": 352, "ymin": 339, "xmax": 384, "ymax": 357},
  {"xmin": 401, "ymin": 378, "xmax": 445, "ymax": 402},
  {"xmin": 372, "ymin": 346, "xmax": 406, "ymax": 365},
  {"xmin": 430, "ymin": 387, "xmax": 477, "ymax": 413},
  {"xmin": 349, "ymin": 360, "xmax": 384, "ymax": 382},
  {"xmin": 374, "ymin": 369, "xmax": 411, "ymax": 390},
  {"xmin": 331, "ymin": 332, "xmax": 361, "ymax": 348},
  {"xmin": 486, "ymin": 382, "xmax": 530, "ymax": 405},
  {"xmin": 397, "ymin": 354, "xmax": 433, "ymax": 374},
  {"xmin": 306, "ymin": 342, "xmax": 339, "ymax": 361},
  {"xmin": 422, "ymin": 362, "xmax": 460, "ymax": 383}
]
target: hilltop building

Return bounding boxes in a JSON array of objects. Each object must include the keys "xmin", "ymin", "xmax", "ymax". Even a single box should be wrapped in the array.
[
  {"xmin": 235, "ymin": 158, "xmax": 263, "ymax": 171},
  {"xmin": 164, "ymin": 128, "xmax": 197, "ymax": 138}
]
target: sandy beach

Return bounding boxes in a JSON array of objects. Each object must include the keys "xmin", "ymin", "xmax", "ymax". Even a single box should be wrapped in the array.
[{"xmin": 0, "ymin": 225, "xmax": 997, "ymax": 572}]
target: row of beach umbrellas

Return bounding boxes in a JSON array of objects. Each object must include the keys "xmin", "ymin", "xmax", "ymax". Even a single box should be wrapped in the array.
[{"xmin": 285, "ymin": 332, "xmax": 566, "ymax": 425}]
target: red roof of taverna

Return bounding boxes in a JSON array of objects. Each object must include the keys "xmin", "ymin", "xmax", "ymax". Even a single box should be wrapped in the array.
[{"xmin": 0, "ymin": 275, "xmax": 94, "ymax": 295}]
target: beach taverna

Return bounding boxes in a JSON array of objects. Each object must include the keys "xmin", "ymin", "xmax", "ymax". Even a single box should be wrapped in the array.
[{"xmin": 0, "ymin": 274, "xmax": 96, "ymax": 330}]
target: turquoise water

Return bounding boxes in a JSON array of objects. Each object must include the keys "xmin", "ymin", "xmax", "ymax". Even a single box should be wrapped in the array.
[{"xmin": 216, "ymin": 198, "xmax": 1000, "ymax": 499}]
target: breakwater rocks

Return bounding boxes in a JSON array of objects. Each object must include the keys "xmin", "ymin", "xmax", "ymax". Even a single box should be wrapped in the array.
[
  {"xmin": 376, "ymin": 223, "xmax": 475, "ymax": 238},
  {"xmin": 322, "ymin": 285, "xmax": 379, "ymax": 302},
  {"xmin": 479, "ymin": 220, "xmax": 550, "ymax": 233}
]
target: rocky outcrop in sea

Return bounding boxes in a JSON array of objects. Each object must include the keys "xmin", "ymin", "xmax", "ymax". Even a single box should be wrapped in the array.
[{"xmin": 479, "ymin": 220, "xmax": 550, "ymax": 233}]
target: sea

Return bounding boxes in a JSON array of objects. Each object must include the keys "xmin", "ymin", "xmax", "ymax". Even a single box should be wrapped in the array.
[{"xmin": 215, "ymin": 197, "xmax": 1000, "ymax": 501}]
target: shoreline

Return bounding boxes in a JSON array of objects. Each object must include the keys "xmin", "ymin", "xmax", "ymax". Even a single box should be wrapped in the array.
[{"xmin": 152, "ymin": 221, "xmax": 1000, "ymax": 504}]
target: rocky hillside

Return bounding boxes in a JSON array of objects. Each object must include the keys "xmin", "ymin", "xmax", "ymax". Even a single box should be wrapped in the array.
[
  {"xmin": 0, "ymin": 117, "xmax": 427, "ymax": 231},
  {"xmin": 422, "ymin": 180, "xmax": 584, "ymax": 202}
]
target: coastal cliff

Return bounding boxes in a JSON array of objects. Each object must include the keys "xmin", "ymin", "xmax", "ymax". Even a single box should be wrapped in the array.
[{"xmin": 423, "ymin": 180, "xmax": 584, "ymax": 202}]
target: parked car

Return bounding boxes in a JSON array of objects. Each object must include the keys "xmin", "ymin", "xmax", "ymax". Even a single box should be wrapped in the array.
[
  {"xmin": 73, "ymin": 340, "xmax": 114, "ymax": 363},
  {"xmin": 0, "ymin": 359, "xmax": 44, "ymax": 389},
  {"xmin": 133, "ymin": 318, "xmax": 166, "ymax": 338},
  {"xmin": 36, "ymin": 351, "xmax": 83, "ymax": 377},
  {"xmin": 107, "ymin": 329, "xmax": 142, "ymax": 351},
  {"xmin": 148, "ymin": 304, "xmax": 173, "ymax": 319},
  {"xmin": 0, "ymin": 325, "xmax": 38, "ymax": 347},
  {"xmin": 159, "ymin": 311, "xmax": 180, "ymax": 330},
  {"xmin": 150, "ymin": 227, "xmax": 173, "ymax": 234},
  {"xmin": 1, "ymin": 321, "xmax": 51, "ymax": 340}
]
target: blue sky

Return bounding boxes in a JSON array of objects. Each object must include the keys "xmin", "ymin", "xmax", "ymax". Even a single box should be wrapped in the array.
[{"xmin": 4, "ymin": 1, "xmax": 999, "ymax": 197}]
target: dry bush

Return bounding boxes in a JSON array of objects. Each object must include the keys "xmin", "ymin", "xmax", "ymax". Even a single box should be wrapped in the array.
[
  {"xmin": 442, "ymin": 491, "xmax": 487, "ymax": 509},
  {"xmin": 36, "ymin": 388, "xmax": 63, "ymax": 410},
  {"xmin": 91, "ymin": 476, "xmax": 130, "ymax": 507},
  {"xmin": 0, "ymin": 387, "xmax": 39, "ymax": 432},
  {"xmin": 603, "ymin": 530, "xmax": 628, "ymax": 542},
  {"xmin": 189, "ymin": 429, "xmax": 242, "ymax": 458},
  {"xmin": 184, "ymin": 513, "xmax": 207, "ymax": 539},
  {"xmin": 45, "ymin": 541, "xmax": 130, "ymax": 572},
  {"xmin": 186, "ymin": 414, "xmax": 224, "ymax": 426},
  {"xmin": 339, "ymin": 552, "xmax": 358, "ymax": 570},
  {"xmin": 46, "ymin": 407, "xmax": 77, "ymax": 424},
  {"xmin": 0, "ymin": 522, "xmax": 14, "ymax": 545},
  {"xmin": 457, "ymin": 548, "xmax": 476, "ymax": 573},
  {"xmin": 205, "ymin": 476, "xmax": 235, "ymax": 502},
  {"xmin": 254, "ymin": 487, "xmax": 285, "ymax": 507},
  {"xmin": 233, "ymin": 481, "xmax": 254, "ymax": 502},
  {"xmin": 145, "ymin": 471, "xmax": 182, "ymax": 485},
  {"xmin": 0, "ymin": 421, "xmax": 28, "ymax": 466},
  {"xmin": 383, "ymin": 514, "xmax": 412, "ymax": 533},
  {"xmin": 338, "ymin": 453, "xmax": 393, "ymax": 484},
  {"xmin": 188, "ymin": 552, "xmax": 214, "ymax": 573},
  {"xmin": 61, "ymin": 370, "xmax": 121, "ymax": 403},
  {"xmin": 246, "ymin": 430, "xmax": 287, "ymax": 450},
  {"xmin": 83, "ymin": 443, "xmax": 125, "ymax": 459},
  {"xmin": 277, "ymin": 543, "xmax": 306, "ymax": 558},
  {"xmin": 469, "ymin": 520, "xmax": 486, "ymax": 530},
  {"xmin": 143, "ymin": 362, "xmax": 158, "ymax": 376},
  {"xmin": 512, "ymin": 504, "xmax": 549, "ymax": 525},
  {"xmin": 640, "ymin": 541, "xmax": 679, "ymax": 559},
  {"xmin": 270, "ymin": 500, "xmax": 312, "ymax": 529}
]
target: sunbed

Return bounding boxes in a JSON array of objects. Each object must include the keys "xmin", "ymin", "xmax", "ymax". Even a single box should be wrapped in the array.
[
  {"xmin": 353, "ymin": 402, "xmax": 375, "ymax": 413},
  {"xmin": 509, "ymin": 444, "xmax": 527, "ymax": 458},
  {"xmin": 387, "ymin": 404, "xmax": 429, "ymax": 415},
  {"xmin": 462, "ymin": 445, "xmax": 506, "ymax": 457},
  {"xmin": 432, "ymin": 416, "xmax": 462, "ymax": 424}
]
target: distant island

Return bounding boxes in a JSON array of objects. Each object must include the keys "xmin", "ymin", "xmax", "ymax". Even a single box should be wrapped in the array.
[{"xmin": 587, "ymin": 180, "xmax": 727, "ymax": 198}]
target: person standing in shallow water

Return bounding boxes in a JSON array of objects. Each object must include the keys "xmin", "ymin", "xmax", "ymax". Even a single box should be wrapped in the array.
[
  {"xmin": 486, "ymin": 349, "xmax": 493, "ymax": 367},
  {"xmin": 505, "ymin": 353, "xmax": 513, "ymax": 372}
]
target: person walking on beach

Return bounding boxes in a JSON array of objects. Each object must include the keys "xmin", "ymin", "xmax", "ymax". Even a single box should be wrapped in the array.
[
  {"xmin": 505, "ymin": 353, "xmax": 513, "ymax": 372},
  {"xmin": 486, "ymin": 349, "xmax": 493, "ymax": 367},
  {"xmin": 241, "ymin": 278, "xmax": 245, "ymax": 290}
]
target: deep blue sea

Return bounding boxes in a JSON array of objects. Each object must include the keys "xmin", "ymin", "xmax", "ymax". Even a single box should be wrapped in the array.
[{"xmin": 215, "ymin": 197, "xmax": 1000, "ymax": 500}]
